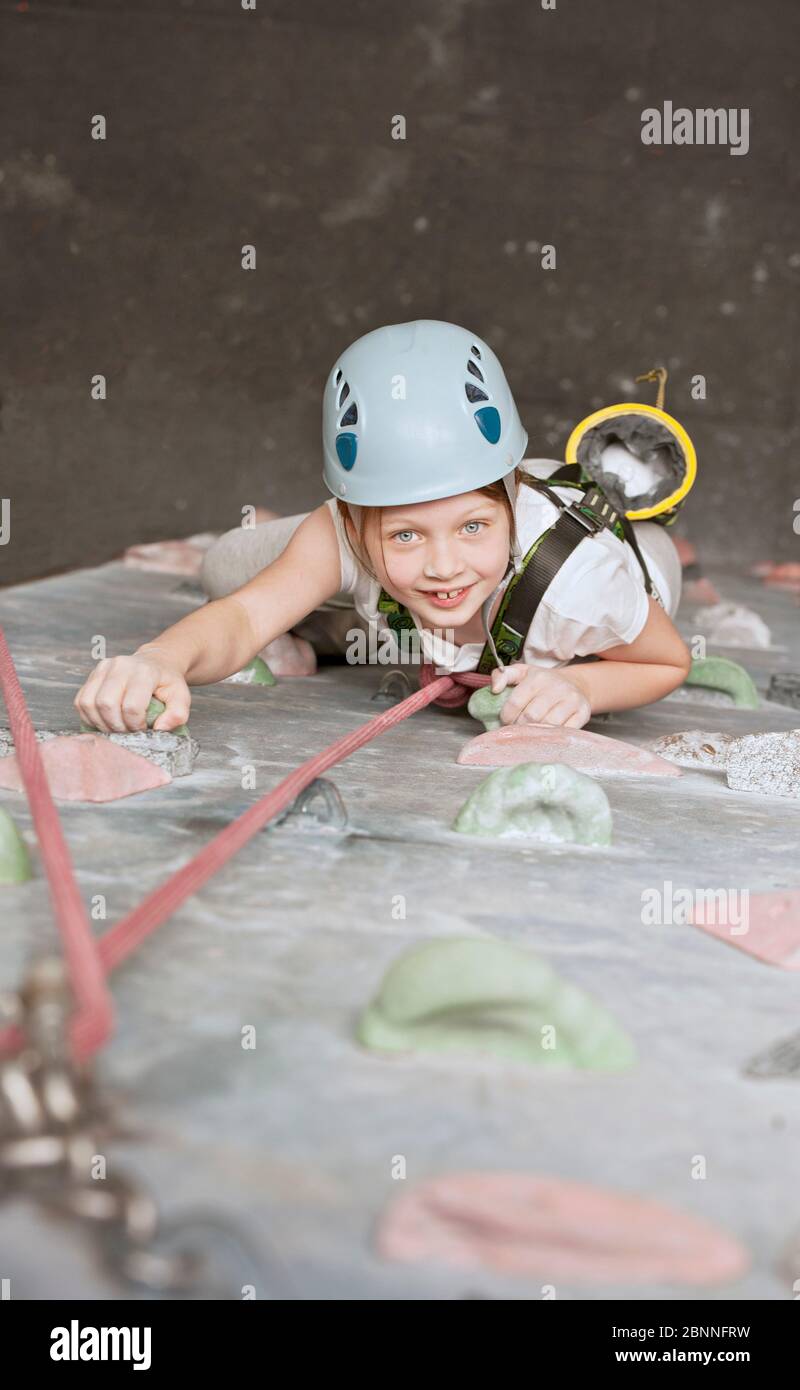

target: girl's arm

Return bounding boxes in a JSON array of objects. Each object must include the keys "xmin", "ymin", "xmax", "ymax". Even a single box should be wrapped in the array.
[
  {"xmin": 75, "ymin": 505, "xmax": 343, "ymax": 734},
  {"xmin": 492, "ymin": 599, "xmax": 691, "ymax": 726},
  {"xmin": 564, "ymin": 597, "xmax": 692, "ymax": 713},
  {"xmin": 136, "ymin": 504, "xmax": 343, "ymax": 683}
]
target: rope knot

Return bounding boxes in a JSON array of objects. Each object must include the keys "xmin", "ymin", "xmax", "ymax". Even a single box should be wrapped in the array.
[{"xmin": 418, "ymin": 662, "xmax": 490, "ymax": 709}]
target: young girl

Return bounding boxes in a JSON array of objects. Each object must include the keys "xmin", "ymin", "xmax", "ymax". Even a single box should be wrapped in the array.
[{"xmin": 74, "ymin": 320, "xmax": 691, "ymax": 736}]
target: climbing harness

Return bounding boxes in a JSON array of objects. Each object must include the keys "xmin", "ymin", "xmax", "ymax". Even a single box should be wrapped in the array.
[{"xmin": 0, "ymin": 625, "xmax": 488, "ymax": 1292}]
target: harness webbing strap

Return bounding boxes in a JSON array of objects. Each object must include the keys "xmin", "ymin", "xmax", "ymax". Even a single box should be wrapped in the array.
[
  {"xmin": 477, "ymin": 482, "xmax": 618, "ymax": 672},
  {"xmin": 501, "ymin": 506, "xmax": 602, "ymax": 637}
]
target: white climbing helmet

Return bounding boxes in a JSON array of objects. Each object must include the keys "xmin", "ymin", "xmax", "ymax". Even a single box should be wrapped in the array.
[{"xmin": 321, "ymin": 320, "xmax": 528, "ymax": 507}]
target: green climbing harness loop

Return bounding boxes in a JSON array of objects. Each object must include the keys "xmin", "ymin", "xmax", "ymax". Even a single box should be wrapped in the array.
[{"xmin": 376, "ymin": 589, "xmax": 418, "ymax": 643}]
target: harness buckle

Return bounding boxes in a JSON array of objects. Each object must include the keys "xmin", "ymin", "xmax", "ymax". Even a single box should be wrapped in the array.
[
  {"xmin": 565, "ymin": 479, "xmax": 622, "ymax": 534},
  {"xmin": 564, "ymin": 503, "xmax": 605, "ymax": 535}
]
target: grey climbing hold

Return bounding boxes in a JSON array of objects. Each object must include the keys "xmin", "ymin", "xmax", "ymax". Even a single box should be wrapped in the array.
[
  {"xmin": 357, "ymin": 936, "xmax": 636, "ymax": 1069},
  {"xmin": 372, "ymin": 669, "xmax": 414, "ymax": 704},
  {"xmin": 453, "ymin": 762, "xmax": 613, "ymax": 845},
  {"xmin": 223, "ymin": 656, "xmax": 276, "ymax": 687},
  {"xmin": 81, "ymin": 696, "xmax": 190, "ymax": 737},
  {"xmin": 101, "ymin": 729, "xmax": 199, "ymax": 778},
  {"xmin": 273, "ymin": 777, "xmax": 348, "ymax": 833},
  {"xmin": 650, "ymin": 730, "xmax": 734, "ymax": 770},
  {"xmin": 1, "ymin": 725, "xmax": 198, "ymax": 779},
  {"xmin": 768, "ymin": 673, "xmax": 800, "ymax": 711},
  {"xmin": 744, "ymin": 1029, "xmax": 800, "ymax": 1079},
  {"xmin": 680, "ymin": 656, "xmax": 760, "ymax": 709},
  {"xmin": 725, "ymin": 730, "xmax": 800, "ymax": 798},
  {"xmin": 0, "ymin": 806, "xmax": 32, "ymax": 883},
  {"xmin": 467, "ymin": 685, "xmax": 512, "ymax": 731}
]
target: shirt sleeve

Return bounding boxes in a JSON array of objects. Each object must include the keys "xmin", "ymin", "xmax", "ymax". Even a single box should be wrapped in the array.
[
  {"xmin": 526, "ymin": 529, "xmax": 650, "ymax": 664},
  {"xmin": 325, "ymin": 497, "xmax": 360, "ymax": 595}
]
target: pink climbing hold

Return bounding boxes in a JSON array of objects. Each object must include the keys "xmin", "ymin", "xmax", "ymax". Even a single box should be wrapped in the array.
[
  {"xmin": 0, "ymin": 734, "xmax": 171, "ymax": 803},
  {"xmin": 683, "ymin": 576, "xmax": 722, "ymax": 605},
  {"xmin": 121, "ymin": 510, "xmax": 279, "ymax": 576},
  {"xmin": 377, "ymin": 1172, "xmax": 748, "ymax": 1285},
  {"xmin": 457, "ymin": 723, "xmax": 682, "ymax": 778},
  {"xmin": 121, "ymin": 533, "xmax": 217, "ymax": 576},
  {"xmin": 690, "ymin": 888, "xmax": 800, "ymax": 969},
  {"xmin": 674, "ymin": 537, "xmax": 697, "ymax": 568},
  {"xmin": 752, "ymin": 562, "xmax": 800, "ymax": 593}
]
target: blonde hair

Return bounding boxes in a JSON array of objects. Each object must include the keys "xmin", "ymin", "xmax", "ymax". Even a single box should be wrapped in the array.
[{"xmin": 336, "ymin": 466, "xmax": 526, "ymax": 583}]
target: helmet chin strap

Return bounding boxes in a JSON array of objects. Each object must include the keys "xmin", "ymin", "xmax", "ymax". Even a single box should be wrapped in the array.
[
  {"xmin": 481, "ymin": 469, "xmax": 522, "ymax": 669},
  {"xmin": 502, "ymin": 469, "xmax": 524, "ymax": 572}
]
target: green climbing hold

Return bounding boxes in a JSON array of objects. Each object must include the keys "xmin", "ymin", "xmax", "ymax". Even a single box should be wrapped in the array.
[
  {"xmin": 357, "ymin": 937, "xmax": 636, "ymax": 1069},
  {"xmin": 81, "ymin": 696, "xmax": 189, "ymax": 737},
  {"xmin": 453, "ymin": 761, "xmax": 613, "ymax": 845},
  {"xmin": 240, "ymin": 656, "xmax": 276, "ymax": 686},
  {"xmin": 467, "ymin": 685, "xmax": 512, "ymax": 731},
  {"xmin": 684, "ymin": 656, "xmax": 759, "ymax": 709},
  {"xmin": 0, "ymin": 806, "xmax": 32, "ymax": 884}
]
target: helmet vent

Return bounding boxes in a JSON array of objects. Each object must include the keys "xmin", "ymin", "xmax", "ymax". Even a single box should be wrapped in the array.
[
  {"xmin": 474, "ymin": 406, "xmax": 501, "ymax": 444},
  {"xmin": 337, "ymin": 381, "xmax": 350, "ymax": 407},
  {"xmin": 335, "ymin": 432, "xmax": 357, "ymax": 471},
  {"xmin": 340, "ymin": 402, "xmax": 358, "ymax": 426},
  {"xmin": 466, "ymin": 359, "xmax": 484, "ymax": 382},
  {"xmin": 470, "ymin": 344, "xmax": 482, "ymax": 360},
  {"xmin": 465, "ymin": 383, "xmax": 488, "ymax": 403},
  {"xmin": 334, "ymin": 369, "xmax": 343, "ymax": 385}
]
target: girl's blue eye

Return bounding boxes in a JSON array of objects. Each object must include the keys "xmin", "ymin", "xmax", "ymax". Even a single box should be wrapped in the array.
[
  {"xmin": 395, "ymin": 530, "xmax": 415, "ymax": 542},
  {"xmin": 463, "ymin": 520, "xmax": 483, "ymax": 534}
]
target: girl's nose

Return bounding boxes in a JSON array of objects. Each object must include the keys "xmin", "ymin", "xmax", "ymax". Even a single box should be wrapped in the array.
[
  {"xmin": 424, "ymin": 541, "xmax": 464, "ymax": 582},
  {"xmin": 424, "ymin": 558, "xmax": 463, "ymax": 581}
]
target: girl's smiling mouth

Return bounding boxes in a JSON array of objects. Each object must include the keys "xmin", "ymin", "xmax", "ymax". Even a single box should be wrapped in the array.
[{"xmin": 415, "ymin": 583, "xmax": 476, "ymax": 608}]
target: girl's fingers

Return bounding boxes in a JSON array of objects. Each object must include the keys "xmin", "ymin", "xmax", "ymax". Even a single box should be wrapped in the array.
[
  {"xmin": 150, "ymin": 677, "xmax": 191, "ymax": 732},
  {"xmin": 490, "ymin": 662, "xmax": 527, "ymax": 695},
  {"xmin": 84, "ymin": 670, "xmax": 131, "ymax": 733},
  {"xmin": 119, "ymin": 669, "xmax": 160, "ymax": 731},
  {"xmin": 74, "ymin": 662, "xmax": 114, "ymax": 733},
  {"xmin": 518, "ymin": 695, "xmax": 561, "ymax": 724},
  {"xmin": 499, "ymin": 670, "xmax": 548, "ymax": 724},
  {"xmin": 535, "ymin": 698, "xmax": 579, "ymax": 727}
]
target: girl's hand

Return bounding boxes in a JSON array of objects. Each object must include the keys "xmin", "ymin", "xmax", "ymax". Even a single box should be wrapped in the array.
[
  {"xmin": 490, "ymin": 662, "xmax": 591, "ymax": 729},
  {"xmin": 73, "ymin": 649, "xmax": 191, "ymax": 735}
]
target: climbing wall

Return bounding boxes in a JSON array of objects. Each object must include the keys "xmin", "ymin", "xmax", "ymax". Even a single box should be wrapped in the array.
[{"xmin": 0, "ymin": 551, "xmax": 798, "ymax": 1299}]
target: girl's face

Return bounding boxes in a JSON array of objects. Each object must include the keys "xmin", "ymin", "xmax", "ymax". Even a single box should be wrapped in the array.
[{"xmin": 361, "ymin": 490, "xmax": 511, "ymax": 626}]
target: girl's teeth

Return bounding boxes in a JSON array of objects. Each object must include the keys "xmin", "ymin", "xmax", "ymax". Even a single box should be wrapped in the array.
[{"xmin": 436, "ymin": 589, "xmax": 462, "ymax": 599}]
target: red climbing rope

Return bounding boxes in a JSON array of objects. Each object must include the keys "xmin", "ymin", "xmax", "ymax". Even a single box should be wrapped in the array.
[
  {"xmin": 0, "ymin": 628, "xmax": 115, "ymax": 1059},
  {"xmin": 0, "ymin": 632, "xmax": 489, "ymax": 1064}
]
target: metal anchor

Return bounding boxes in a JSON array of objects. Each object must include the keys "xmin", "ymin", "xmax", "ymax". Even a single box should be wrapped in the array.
[
  {"xmin": 371, "ymin": 669, "xmax": 414, "ymax": 704},
  {"xmin": 272, "ymin": 776, "xmax": 348, "ymax": 834}
]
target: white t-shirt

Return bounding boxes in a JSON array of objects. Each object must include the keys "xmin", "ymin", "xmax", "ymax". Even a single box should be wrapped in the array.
[{"xmin": 325, "ymin": 459, "xmax": 680, "ymax": 676}]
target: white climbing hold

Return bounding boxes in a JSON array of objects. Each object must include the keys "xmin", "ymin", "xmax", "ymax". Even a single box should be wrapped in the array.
[
  {"xmin": 725, "ymin": 730, "xmax": 800, "ymax": 798},
  {"xmin": 694, "ymin": 602, "xmax": 771, "ymax": 649}
]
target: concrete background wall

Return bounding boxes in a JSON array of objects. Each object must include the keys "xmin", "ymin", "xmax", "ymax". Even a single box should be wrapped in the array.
[{"xmin": 1, "ymin": 0, "xmax": 798, "ymax": 587}]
